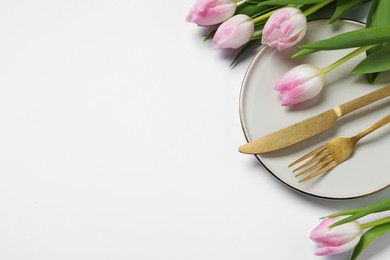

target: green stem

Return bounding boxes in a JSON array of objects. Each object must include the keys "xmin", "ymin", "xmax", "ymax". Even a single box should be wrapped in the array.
[
  {"xmin": 251, "ymin": 4, "xmax": 300, "ymax": 24},
  {"xmin": 251, "ymin": 31, "xmax": 263, "ymax": 40},
  {"xmin": 302, "ymin": 0, "xmax": 335, "ymax": 17},
  {"xmin": 252, "ymin": 10, "xmax": 274, "ymax": 24},
  {"xmin": 321, "ymin": 45, "xmax": 374, "ymax": 75},
  {"xmin": 251, "ymin": 0, "xmax": 332, "ymax": 24},
  {"xmin": 236, "ymin": 0, "xmax": 248, "ymax": 7},
  {"xmin": 361, "ymin": 216, "xmax": 390, "ymax": 229}
]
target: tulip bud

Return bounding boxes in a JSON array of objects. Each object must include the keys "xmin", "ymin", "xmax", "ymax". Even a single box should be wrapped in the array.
[
  {"xmin": 310, "ymin": 217, "xmax": 362, "ymax": 256},
  {"xmin": 262, "ymin": 7, "xmax": 307, "ymax": 50},
  {"xmin": 275, "ymin": 64, "xmax": 324, "ymax": 106},
  {"xmin": 186, "ymin": 0, "xmax": 237, "ymax": 26},
  {"xmin": 211, "ymin": 14, "xmax": 254, "ymax": 49}
]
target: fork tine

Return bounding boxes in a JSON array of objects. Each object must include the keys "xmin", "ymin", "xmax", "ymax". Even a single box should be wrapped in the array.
[
  {"xmin": 291, "ymin": 151, "xmax": 330, "ymax": 173},
  {"xmin": 295, "ymin": 157, "xmax": 335, "ymax": 177},
  {"xmin": 298, "ymin": 161, "xmax": 338, "ymax": 183},
  {"xmin": 288, "ymin": 145, "xmax": 327, "ymax": 167}
]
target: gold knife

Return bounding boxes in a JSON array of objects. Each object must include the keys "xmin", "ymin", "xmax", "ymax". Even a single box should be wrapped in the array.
[{"xmin": 239, "ymin": 85, "xmax": 390, "ymax": 154}]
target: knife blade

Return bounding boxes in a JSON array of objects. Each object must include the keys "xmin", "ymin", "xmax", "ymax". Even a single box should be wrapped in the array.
[{"xmin": 239, "ymin": 85, "xmax": 390, "ymax": 154}]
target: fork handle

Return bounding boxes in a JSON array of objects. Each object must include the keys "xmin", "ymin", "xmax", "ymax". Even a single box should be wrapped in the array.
[
  {"xmin": 337, "ymin": 85, "xmax": 390, "ymax": 116},
  {"xmin": 354, "ymin": 114, "xmax": 390, "ymax": 141}
]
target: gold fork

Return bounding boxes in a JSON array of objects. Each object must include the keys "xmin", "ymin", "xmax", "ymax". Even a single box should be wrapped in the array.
[{"xmin": 289, "ymin": 113, "xmax": 390, "ymax": 183}]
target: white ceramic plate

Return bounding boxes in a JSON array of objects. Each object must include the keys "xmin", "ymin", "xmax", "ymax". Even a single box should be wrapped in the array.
[{"xmin": 240, "ymin": 19, "xmax": 390, "ymax": 199}]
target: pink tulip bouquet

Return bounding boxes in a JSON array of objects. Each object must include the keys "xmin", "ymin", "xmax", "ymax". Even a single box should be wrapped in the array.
[
  {"xmin": 186, "ymin": 0, "xmax": 335, "ymax": 65},
  {"xmin": 186, "ymin": 0, "xmax": 390, "ymax": 106}
]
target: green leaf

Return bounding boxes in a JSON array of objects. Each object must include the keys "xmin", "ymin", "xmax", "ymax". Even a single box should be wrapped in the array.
[
  {"xmin": 323, "ymin": 208, "xmax": 363, "ymax": 219},
  {"xmin": 366, "ymin": 0, "xmax": 378, "ymax": 27},
  {"xmin": 203, "ymin": 29, "xmax": 216, "ymax": 41},
  {"xmin": 300, "ymin": 26, "xmax": 390, "ymax": 50},
  {"xmin": 352, "ymin": 44, "xmax": 390, "ymax": 74},
  {"xmin": 330, "ymin": 198, "xmax": 390, "ymax": 228},
  {"xmin": 329, "ymin": 0, "xmax": 371, "ymax": 24},
  {"xmin": 259, "ymin": 0, "xmax": 323, "ymax": 5},
  {"xmin": 364, "ymin": 0, "xmax": 390, "ymax": 82},
  {"xmin": 244, "ymin": 0, "xmax": 266, "ymax": 3},
  {"xmin": 364, "ymin": 0, "xmax": 379, "ymax": 82},
  {"xmin": 236, "ymin": 4, "xmax": 276, "ymax": 18},
  {"xmin": 365, "ymin": 73, "xmax": 378, "ymax": 84},
  {"xmin": 292, "ymin": 48, "xmax": 319, "ymax": 58},
  {"xmin": 367, "ymin": 0, "xmax": 390, "ymax": 28},
  {"xmin": 230, "ymin": 40, "xmax": 262, "ymax": 67},
  {"xmin": 351, "ymin": 223, "xmax": 390, "ymax": 260}
]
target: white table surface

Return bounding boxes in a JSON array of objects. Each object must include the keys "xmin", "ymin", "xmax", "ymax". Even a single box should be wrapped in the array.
[{"xmin": 0, "ymin": 1, "xmax": 389, "ymax": 259}]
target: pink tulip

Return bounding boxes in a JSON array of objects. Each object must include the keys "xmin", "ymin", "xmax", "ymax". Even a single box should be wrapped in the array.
[
  {"xmin": 186, "ymin": 0, "xmax": 237, "ymax": 26},
  {"xmin": 310, "ymin": 217, "xmax": 362, "ymax": 256},
  {"xmin": 262, "ymin": 7, "xmax": 307, "ymax": 50},
  {"xmin": 275, "ymin": 64, "xmax": 324, "ymax": 106},
  {"xmin": 211, "ymin": 14, "xmax": 254, "ymax": 49}
]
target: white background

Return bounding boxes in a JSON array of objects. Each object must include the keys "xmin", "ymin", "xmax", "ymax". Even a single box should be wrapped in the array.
[{"xmin": 0, "ymin": 1, "xmax": 389, "ymax": 259}]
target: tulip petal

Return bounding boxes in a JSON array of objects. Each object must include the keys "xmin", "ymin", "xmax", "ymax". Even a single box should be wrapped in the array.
[
  {"xmin": 274, "ymin": 64, "xmax": 324, "ymax": 106},
  {"xmin": 211, "ymin": 14, "xmax": 254, "ymax": 49},
  {"xmin": 275, "ymin": 64, "xmax": 322, "ymax": 91},
  {"xmin": 262, "ymin": 7, "xmax": 307, "ymax": 50},
  {"xmin": 186, "ymin": 0, "xmax": 236, "ymax": 26},
  {"xmin": 315, "ymin": 235, "xmax": 361, "ymax": 256},
  {"xmin": 311, "ymin": 218, "xmax": 362, "ymax": 246},
  {"xmin": 280, "ymin": 75, "xmax": 323, "ymax": 106}
]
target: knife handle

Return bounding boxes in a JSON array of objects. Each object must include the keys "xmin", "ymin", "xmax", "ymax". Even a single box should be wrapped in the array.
[{"xmin": 336, "ymin": 85, "xmax": 390, "ymax": 116}]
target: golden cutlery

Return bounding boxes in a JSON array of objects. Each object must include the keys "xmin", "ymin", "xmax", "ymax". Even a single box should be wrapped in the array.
[
  {"xmin": 239, "ymin": 85, "xmax": 390, "ymax": 154},
  {"xmin": 289, "ymin": 113, "xmax": 390, "ymax": 183}
]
